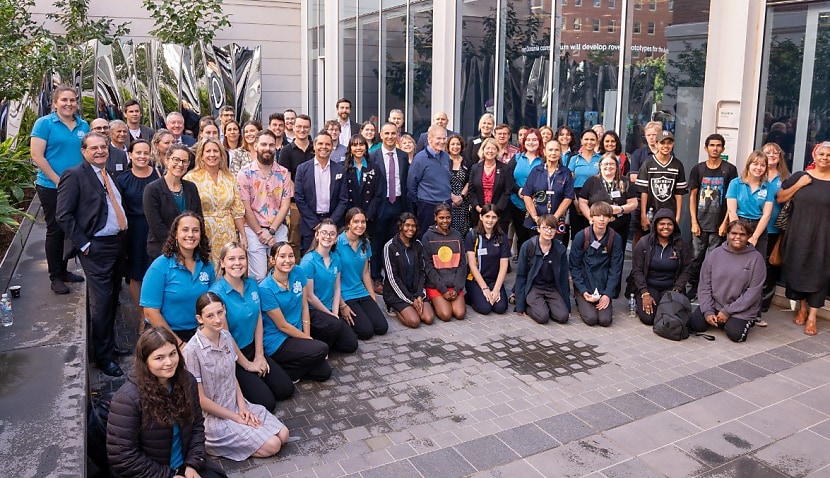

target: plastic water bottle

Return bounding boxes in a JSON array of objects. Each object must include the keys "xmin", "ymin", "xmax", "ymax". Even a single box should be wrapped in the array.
[
  {"xmin": 1, "ymin": 293, "xmax": 13, "ymax": 327},
  {"xmin": 646, "ymin": 207, "xmax": 655, "ymax": 224},
  {"xmin": 628, "ymin": 293, "xmax": 636, "ymax": 319}
]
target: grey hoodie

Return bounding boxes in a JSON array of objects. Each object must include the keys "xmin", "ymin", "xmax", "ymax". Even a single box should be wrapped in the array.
[{"xmin": 698, "ymin": 241, "xmax": 766, "ymax": 321}]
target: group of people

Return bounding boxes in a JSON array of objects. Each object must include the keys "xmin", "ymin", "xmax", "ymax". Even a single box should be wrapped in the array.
[{"xmin": 30, "ymin": 86, "xmax": 830, "ymax": 474}]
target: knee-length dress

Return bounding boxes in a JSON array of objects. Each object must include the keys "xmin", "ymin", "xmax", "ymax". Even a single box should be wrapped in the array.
[
  {"xmin": 450, "ymin": 164, "xmax": 470, "ymax": 235},
  {"xmin": 781, "ymin": 172, "xmax": 830, "ymax": 295},
  {"xmin": 183, "ymin": 329, "xmax": 284, "ymax": 461},
  {"xmin": 183, "ymin": 168, "xmax": 245, "ymax": 265},
  {"xmin": 116, "ymin": 168, "xmax": 160, "ymax": 280}
]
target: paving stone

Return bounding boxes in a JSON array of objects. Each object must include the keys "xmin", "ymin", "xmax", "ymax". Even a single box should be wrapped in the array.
[
  {"xmin": 360, "ymin": 459, "xmax": 423, "ymax": 478},
  {"xmin": 781, "ymin": 360, "xmax": 830, "ymax": 388},
  {"xmin": 605, "ymin": 392, "xmax": 664, "ymax": 421},
  {"xmin": 693, "ymin": 367, "xmax": 748, "ymax": 390},
  {"xmin": 743, "ymin": 352, "xmax": 797, "ymax": 374},
  {"xmin": 740, "ymin": 399, "xmax": 825, "ymax": 441},
  {"xmin": 810, "ymin": 420, "xmax": 830, "ymax": 440},
  {"xmin": 524, "ymin": 434, "xmax": 631, "ymax": 478},
  {"xmin": 665, "ymin": 375, "xmax": 722, "ymax": 400},
  {"xmin": 535, "ymin": 412, "xmax": 595, "ymax": 445},
  {"xmin": 497, "ymin": 423, "xmax": 559, "ymax": 458},
  {"xmin": 754, "ymin": 431, "xmax": 830, "ymax": 477},
  {"xmin": 467, "ymin": 459, "xmax": 546, "ymax": 478},
  {"xmin": 604, "ymin": 411, "xmax": 702, "ymax": 456},
  {"xmin": 410, "ymin": 447, "xmax": 475, "ymax": 478},
  {"xmin": 765, "ymin": 345, "xmax": 814, "ymax": 365},
  {"xmin": 601, "ymin": 458, "xmax": 668, "ymax": 478},
  {"xmin": 697, "ymin": 455, "xmax": 788, "ymax": 478},
  {"xmin": 671, "ymin": 392, "xmax": 758, "ymax": 430},
  {"xmin": 729, "ymin": 373, "xmax": 812, "ymax": 407},
  {"xmin": 454, "ymin": 435, "xmax": 520, "ymax": 471},
  {"xmin": 637, "ymin": 444, "xmax": 711, "ymax": 477},
  {"xmin": 635, "ymin": 383, "xmax": 694, "ymax": 410},
  {"xmin": 571, "ymin": 402, "xmax": 631, "ymax": 431},
  {"xmin": 719, "ymin": 360, "xmax": 772, "ymax": 382},
  {"xmin": 676, "ymin": 420, "xmax": 775, "ymax": 468},
  {"xmin": 794, "ymin": 385, "xmax": 830, "ymax": 415}
]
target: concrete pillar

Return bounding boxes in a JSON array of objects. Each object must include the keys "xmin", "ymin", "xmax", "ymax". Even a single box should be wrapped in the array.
[
  {"xmin": 431, "ymin": 0, "xmax": 460, "ymax": 131},
  {"xmin": 700, "ymin": 0, "xmax": 766, "ymax": 168}
]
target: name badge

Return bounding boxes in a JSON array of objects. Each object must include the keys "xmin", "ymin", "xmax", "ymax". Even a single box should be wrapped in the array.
[
  {"xmin": 116, "ymin": 164, "xmax": 124, "ymax": 171},
  {"xmin": 591, "ymin": 240, "xmax": 602, "ymax": 250},
  {"xmin": 473, "ymin": 138, "xmax": 483, "ymax": 145},
  {"xmin": 610, "ymin": 190, "xmax": 621, "ymax": 198},
  {"xmin": 335, "ymin": 173, "xmax": 343, "ymax": 180},
  {"xmin": 478, "ymin": 247, "xmax": 488, "ymax": 256},
  {"xmin": 545, "ymin": 190, "xmax": 555, "ymax": 196}
]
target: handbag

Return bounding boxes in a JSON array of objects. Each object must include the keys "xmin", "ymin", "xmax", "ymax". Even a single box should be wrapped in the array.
[
  {"xmin": 769, "ymin": 234, "xmax": 784, "ymax": 266},
  {"xmin": 774, "ymin": 200, "xmax": 793, "ymax": 231}
]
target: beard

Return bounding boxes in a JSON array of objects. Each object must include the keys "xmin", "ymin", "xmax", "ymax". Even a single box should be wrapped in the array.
[{"xmin": 258, "ymin": 151, "xmax": 275, "ymax": 165}]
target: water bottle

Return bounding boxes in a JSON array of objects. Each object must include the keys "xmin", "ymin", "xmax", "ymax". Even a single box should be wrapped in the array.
[
  {"xmin": 628, "ymin": 293, "xmax": 636, "ymax": 319},
  {"xmin": 646, "ymin": 207, "xmax": 655, "ymax": 224},
  {"xmin": 1, "ymin": 293, "xmax": 13, "ymax": 327}
]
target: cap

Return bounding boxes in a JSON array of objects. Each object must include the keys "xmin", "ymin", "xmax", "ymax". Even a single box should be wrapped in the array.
[{"xmin": 657, "ymin": 131, "xmax": 674, "ymax": 142}]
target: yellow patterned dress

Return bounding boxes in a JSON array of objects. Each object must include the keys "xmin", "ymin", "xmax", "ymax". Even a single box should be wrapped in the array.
[{"xmin": 184, "ymin": 168, "xmax": 245, "ymax": 265}]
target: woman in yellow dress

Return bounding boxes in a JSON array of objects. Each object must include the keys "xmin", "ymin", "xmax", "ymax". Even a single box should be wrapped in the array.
[{"xmin": 185, "ymin": 138, "xmax": 247, "ymax": 264}]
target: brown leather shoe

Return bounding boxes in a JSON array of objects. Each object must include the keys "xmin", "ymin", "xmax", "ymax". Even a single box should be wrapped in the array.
[{"xmin": 373, "ymin": 280, "xmax": 384, "ymax": 295}]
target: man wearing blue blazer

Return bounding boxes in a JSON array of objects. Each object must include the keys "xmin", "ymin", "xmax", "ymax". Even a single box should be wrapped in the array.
[{"xmin": 294, "ymin": 131, "xmax": 349, "ymax": 252}]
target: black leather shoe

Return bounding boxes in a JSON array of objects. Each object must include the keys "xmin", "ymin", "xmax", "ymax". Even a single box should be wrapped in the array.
[
  {"xmin": 62, "ymin": 271, "xmax": 85, "ymax": 283},
  {"xmin": 114, "ymin": 346, "xmax": 132, "ymax": 356},
  {"xmin": 51, "ymin": 278, "xmax": 70, "ymax": 294},
  {"xmin": 99, "ymin": 361, "xmax": 124, "ymax": 377}
]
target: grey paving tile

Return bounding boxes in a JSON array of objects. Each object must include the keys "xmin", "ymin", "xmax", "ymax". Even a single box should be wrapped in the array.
[
  {"xmin": 666, "ymin": 375, "xmax": 722, "ymax": 400},
  {"xmin": 676, "ymin": 420, "xmax": 774, "ymax": 467},
  {"xmin": 765, "ymin": 345, "xmax": 814, "ymax": 365},
  {"xmin": 467, "ymin": 459, "xmax": 545, "ymax": 478},
  {"xmin": 810, "ymin": 419, "xmax": 830, "ymax": 440},
  {"xmin": 604, "ymin": 411, "xmax": 701, "ymax": 456},
  {"xmin": 601, "ymin": 458, "xmax": 668, "ymax": 478},
  {"xmin": 806, "ymin": 465, "xmax": 830, "ymax": 478},
  {"xmin": 754, "ymin": 430, "xmax": 830, "ymax": 477},
  {"xmin": 635, "ymin": 384, "xmax": 694, "ymax": 410},
  {"xmin": 697, "ymin": 456, "xmax": 788, "ymax": 478},
  {"xmin": 693, "ymin": 367, "xmax": 748, "ymax": 390},
  {"xmin": 409, "ymin": 447, "xmax": 475, "ymax": 478},
  {"xmin": 789, "ymin": 336, "xmax": 830, "ymax": 356},
  {"xmin": 524, "ymin": 434, "xmax": 631, "ymax": 478},
  {"xmin": 237, "ymin": 466, "xmax": 275, "ymax": 478},
  {"xmin": 740, "ymin": 399, "xmax": 825, "ymax": 440},
  {"xmin": 719, "ymin": 360, "xmax": 771, "ymax": 381},
  {"xmin": 604, "ymin": 392, "xmax": 663, "ymax": 421},
  {"xmin": 571, "ymin": 402, "xmax": 631, "ymax": 432},
  {"xmin": 728, "ymin": 373, "xmax": 812, "ymax": 407},
  {"xmin": 743, "ymin": 352, "xmax": 797, "ymax": 374},
  {"xmin": 497, "ymin": 423, "xmax": 560, "ymax": 457},
  {"xmin": 793, "ymin": 385, "xmax": 830, "ymax": 415},
  {"xmin": 360, "ymin": 459, "xmax": 423, "ymax": 478},
  {"xmin": 671, "ymin": 392, "xmax": 759, "ymax": 430},
  {"xmin": 455, "ymin": 435, "xmax": 521, "ymax": 471},
  {"xmin": 535, "ymin": 412, "xmax": 595, "ymax": 445},
  {"xmin": 780, "ymin": 360, "xmax": 830, "ymax": 388},
  {"xmin": 311, "ymin": 460, "xmax": 346, "ymax": 478},
  {"xmin": 638, "ymin": 445, "xmax": 711, "ymax": 478}
]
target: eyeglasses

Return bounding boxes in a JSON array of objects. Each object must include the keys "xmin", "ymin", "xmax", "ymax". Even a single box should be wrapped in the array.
[
  {"xmin": 539, "ymin": 225, "xmax": 554, "ymax": 233},
  {"xmin": 318, "ymin": 230, "xmax": 337, "ymax": 238},
  {"xmin": 170, "ymin": 157, "xmax": 190, "ymax": 165},
  {"xmin": 84, "ymin": 145, "xmax": 108, "ymax": 152},
  {"xmin": 92, "ymin": 126, "xmax": 109, "ymax": 132}
]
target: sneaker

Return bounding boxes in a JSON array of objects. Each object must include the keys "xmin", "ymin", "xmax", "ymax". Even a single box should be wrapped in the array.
[
  {"xmin": 51, "ymin": 278, "xmax": 70, "ymax": 294},
  {"xmin": 755, "ymin": 319, "xmax": 768, "ymax": 327},
  {"xmin": 386, "ymin": 306, "xmax": 397, "ymax": 318}
]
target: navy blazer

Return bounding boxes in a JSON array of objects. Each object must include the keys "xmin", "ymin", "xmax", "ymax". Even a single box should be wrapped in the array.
[
  {"xmin": 179, "ymin": 134, "xmax": 197, "ymax": 147},
  {"xmin": 56, "ymin": 161, "xmax": 118, "ymax": 250},
  {"xmin": 345, "ymin": 158, "xmax": 383, "ymax": 221},
  {"xmin": 142, "ymin": 178, "xmax": 203, "ymax": 258},
  {"xmin": 107, "ymin": 145, "xmax": 129, "ymax": 179},
  {"xmin": 294, "ymin": 158, "xmax": 349, "ymax": 230},
  {"xmin": 369, "ymin": 147, "xmax": 411, "ymax": 211}
]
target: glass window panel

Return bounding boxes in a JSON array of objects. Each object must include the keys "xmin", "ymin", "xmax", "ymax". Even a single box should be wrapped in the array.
[
  {"xmin": 340, "ymin": 2, "xmax": 358, "ymax": 125},
  {"xmin": 382, "ymin": 4, "xmax": 408, "ymax": 130},
  {"xmin": 574, "ymin": 18, "xmax": 582, "ymax": 30},
  {"xmin": 593, "ymin": 19, "xmax": 601, "ymax": 32},
  {"xmin": 409, "ymin": 1, "xmax": 433, "ymax": 137},
  {"xmin": 460, "ymin": 0, "xmax": 498, "ymax": 138},
  {"xmin": 358, "ymin": 7, "xmax": 381, "ymax": 124}
]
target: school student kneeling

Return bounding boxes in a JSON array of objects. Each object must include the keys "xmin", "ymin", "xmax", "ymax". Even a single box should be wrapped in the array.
[
  {"xmin": 513, "ymin": 214, "xmax": 571, "ymax": 324},
  {"xmin": 569, "ymin": 202, "xmax": 624, "ymax": 326}
]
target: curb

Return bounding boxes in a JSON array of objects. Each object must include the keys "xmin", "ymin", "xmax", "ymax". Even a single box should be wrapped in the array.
[{"xmin": 0, "ymin": 193, "xmax": 40, "ymax": 294}]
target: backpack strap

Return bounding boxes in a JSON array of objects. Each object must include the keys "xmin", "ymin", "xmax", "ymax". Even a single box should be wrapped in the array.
[{"xmin": 582, "ymin": 226, "xmax": 616, "ymax": 255}]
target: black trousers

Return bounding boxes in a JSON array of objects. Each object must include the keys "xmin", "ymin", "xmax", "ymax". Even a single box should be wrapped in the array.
[
  {"xmin": 465, "ymin": 280, "xmax": 508, "ymax": 315},
  {"xmin": 36, "ymin": 185, "xmax": 69, "ymax": 280},
  {"xmin": 762, "ymin": 232, "xmax": 780, "ymax": 310},
  {"xmin": 689, "ymin": 306, "xmax": 753, "ymax": 342},
  {"xmin": 416, "ymin": 200, "xmax": 442, "ymax": 239},
  {"xmin": 635, "ymin": 286, "xmax": 669, "ymax": 326},
  {"xmin": 370, "ymin": 198, "xmax": 404, "ymax": 282},
  {"xmin": 310, "ymin": 309, "xmax": 359, "ymax": 353},
  {"xmin": 269, "ymin": 337, "xmax": 331, "ymax": 382},
  {"xmin": 236, "ymin": 341, "xmax": 294, "ymax": 411},
  {"xmin": 507, "ymin": 202, "xmax": 533, "ymax": 253},
  {"xmin": 346, "ymin": 296, "xmax": 388, "ymax": 339},
  {"xmin": 79, "ymin": 235, "xmax": 122, "ymax": 364}
]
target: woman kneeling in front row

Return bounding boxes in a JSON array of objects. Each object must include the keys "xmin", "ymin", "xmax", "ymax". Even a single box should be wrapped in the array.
[
  {"xmin": 465, "ymin": 204, "xmax": 510, "ymax": 315},
  {"xmin": 383, "ymin": 213, "xmax": 435, "ymax": 327}
]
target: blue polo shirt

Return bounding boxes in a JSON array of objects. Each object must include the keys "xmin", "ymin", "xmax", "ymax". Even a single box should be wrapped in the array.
[
  {"xmin": 568, "ymin": 152, "xmax": 602, "ymax": 188},
  {"xmin": 509, "ymin": 153, "xmax": 543, "ymax": 210},
  {"xmin": 259, "ymin": 268, "xmax": 307, "ymax": 356},
  {"xmin": 336, "ymin": 233, "xmax": 371, "ymax": 301},
  {"xmin": 725, "ymin": 177, "xmax": 773, "ymax": 220},
  {"xmin": 300, "ymin": 250, "xmax": 341, "ymax": 310},
  {"xmin": 209, "ymin": 277, "xmax": 261, "ymax": 349},
  {"xmin": 140, "ymin": 255, "xmax": 215, "ymax": 331},
  {"xmin": 465, "ymin": 230, "xmax": 511, "ymax": 284},
  {"xmin": 766, "ymin": 175, "xmax": 783, "ymax": 233},
  {"xmin": 31, "ymin": 112, "xmax": 90, "ymax": 188}
]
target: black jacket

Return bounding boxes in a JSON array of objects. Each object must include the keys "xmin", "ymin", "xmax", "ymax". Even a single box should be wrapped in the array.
[
  {"xmin": 382, "ymin": 234, "xmax": 427, "ymax": 304},
  {"xmin": 345, "ymin": 158, "xmax": 383, "ymax": 221},
  {"xmin": 56, "ymin": 161, "xmax": 119, "ymax": 251},
  {"xmin": 467, "ymin": 160, "xmax": 514, "ymax": 216},
  {"xmin": 143, "ymin": 178, "xmax": 202, "ymax": 258},
  {"xmin": 630, "ymin": 208, "xmax": 693, "ymax": 294},
  {"xmin": 107, "ymin": 374, "xmax": 206, "ymax": 478}
]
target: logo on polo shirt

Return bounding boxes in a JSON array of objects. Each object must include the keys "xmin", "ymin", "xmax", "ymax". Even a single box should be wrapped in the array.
[
  {"xmin": 77, "ymin": 131, "xmax": 85, "ymax": 138},
  {"xmin": 292, "ymin": 281, "xmax": 302, "ymax": 293},
  {"xmin": 251, "ymin": 291, "xmax": 259, "ymax": 303},
  {"xmin": 199, "ymin": 271, "xmax": 210, "ymax": 284}
]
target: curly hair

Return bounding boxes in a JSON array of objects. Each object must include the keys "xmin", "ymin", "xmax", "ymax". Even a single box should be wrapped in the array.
[
  {"xmin": 133, "ymin": 327, "xmax": 195, "ymax": 427},
  {"xmin": 162, "ymin": 212, "xmax": 212, "ymax": 264}
]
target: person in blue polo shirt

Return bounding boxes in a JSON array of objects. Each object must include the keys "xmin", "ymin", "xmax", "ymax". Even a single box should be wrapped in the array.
[
  {"xmin": 259, "ymin": 242, "xmax": 331, "ymax": 382},
  {"xmin": 465, "ymin": 204, "xmax": 511, "ymax": 315},
  {"xmin": 726, "ymin": 150, "xmax": 774, "ymax": 260},
  {"xmin": 300, "ymin": 218, "xmax": 359, "ymax": 353},
  {"xmin": 30, "ymin": 85, "xmax": 90, "ymax": 294},
  {"xmin": 209, "ymin": 242, "xmax": 294, "ymax": 410},
  {"xmin": 141, "ymin": 212, "xmax": 215, "ymax": 345}
]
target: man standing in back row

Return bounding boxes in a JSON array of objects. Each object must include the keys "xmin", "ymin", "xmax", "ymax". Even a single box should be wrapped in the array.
[
  {"xmin": 635, "ymin": 131, "xmax": 687, "ymax": 231},
  {"xmin": 408, "ymin": 125, "xmax": 451, "ymax": 236}
]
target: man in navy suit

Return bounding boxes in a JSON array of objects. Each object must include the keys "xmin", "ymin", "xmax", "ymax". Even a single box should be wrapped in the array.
[
  {"xmin": 369, "ymin": 122, "xmax": 411, "ymax": 292},
  {"xmin": 294, "ymin": 131, "xmax": 349, "ymax": 252},
  {"xmin": 165, "ymin": 111, "xmax": 196, "ymax": 146},
  {"xmin": 56, "ymin": 133, "xmax": 127, "ymax": 377}
]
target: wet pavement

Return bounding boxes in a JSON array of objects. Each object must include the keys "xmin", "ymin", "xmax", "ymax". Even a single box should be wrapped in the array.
[{"xmin": 2, "ymin": 204, "xmax": 829, "ymax": 477}]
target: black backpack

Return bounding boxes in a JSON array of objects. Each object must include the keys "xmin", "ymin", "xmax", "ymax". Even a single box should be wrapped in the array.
[
  {"xmin": 653, "ymin": 290, "xmax": 692, "ymax": 341},
  {"xmin": 88, "ymin": 392, "xmax": 113, "ymax": 477}
]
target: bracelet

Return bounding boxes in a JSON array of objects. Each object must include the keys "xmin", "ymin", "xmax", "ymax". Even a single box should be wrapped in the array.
[{"xmin": 641, "ymin": 292, "xmax": 651, "ymax": 298}]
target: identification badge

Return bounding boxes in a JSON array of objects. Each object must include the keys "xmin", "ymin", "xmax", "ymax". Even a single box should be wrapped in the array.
[
  {"xmin": 545, "ymin": 190, "xmax": 555, "ymax": 196},
  {"xmin": 591, "ymin": 240, "xmax": 602, "ymax": 249},
  {"xmin": 478, "ymin": 247, "xmax": 488, "ymax": 256},
  {"xmin": 335, "ymin": 173, "xmax": 343, "ymax": 180},
  {"xmin": 116, "ymin": 164, "xmax": 124, "ymax": 171},
  {"xmin": 610, "ymin": 190, "xmax": 621, "ymax": 198},
  {"xmin": 473, "ymin": 138, "xmax": 482, "ymax": 145}
]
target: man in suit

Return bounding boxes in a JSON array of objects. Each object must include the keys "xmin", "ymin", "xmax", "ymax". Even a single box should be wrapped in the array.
[
  {"xmin": 294, "ymin": 131, "xmax": 349, "ymax": 252},
  {"xmin": 165, "ymin": 111, "xmax": 196, "ymax": 146},
  {"xmin": 123, "ymin": 99, "xmax": 155, "ymax": 144},
  {"xmin": 369, "ymin": 122, "xmax": 411, "ymax": 292},
  {"xmin": 90, "ymin": 118, "xmax": 129, "ymax": 179},
  {"xmin": 56, "ymin": 132, "xmax": 128, "ymax": 377},
  {"xmin": 415, "ymin": 111, "xmax": 457, "ymax": 153},
  {"xmin": 336, "ymin": 97, "xmax": 361, "ymax": 147}
]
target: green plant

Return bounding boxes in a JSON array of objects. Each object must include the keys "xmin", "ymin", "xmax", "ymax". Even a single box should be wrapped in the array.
[
  {"xmin": 0, "ymin": 0, "xmax": 54, "ymax": 102},
  {"xmin": 143, "ymin": 0, "xmax": 231, "ymax": 46},
  {"xmin": 0, "ymin": 138, "xmax": 37, "ymax": 228}
]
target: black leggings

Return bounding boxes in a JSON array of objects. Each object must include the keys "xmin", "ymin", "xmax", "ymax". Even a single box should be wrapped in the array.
[
  {"xmin": 507, "ymin": 202, "xmax": 533, "ymax": 253},
  {"xmin": 269, "ymin": 337, "xmax": 331, "ymax": 382},
  {"xmin": 465, "ymin": 280, "xmax": 508, "ymax": 315},
  {"xmin": 236, "ymin": 341, "xmax": 294, "ymax": 411},
  {"xmin": 346, "ymin": 296, "xmax": 389, "ymax": 339},
  {"xmin": 689, "ymin": 306, "xmax": 753, "ymax": 342},
  {"xmin": 310, "ymin": 309, "xmax": 359, "ymax": 353}
]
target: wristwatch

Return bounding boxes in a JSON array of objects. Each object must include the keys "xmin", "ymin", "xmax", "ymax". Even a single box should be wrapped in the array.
[{"xmin": 268, "ymin": 227, "xmax": 276, "ymax": 235}]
